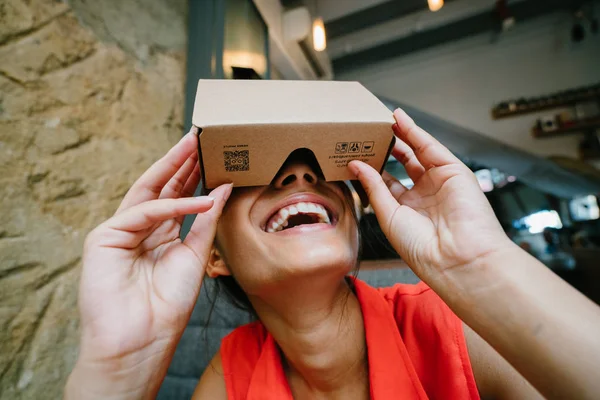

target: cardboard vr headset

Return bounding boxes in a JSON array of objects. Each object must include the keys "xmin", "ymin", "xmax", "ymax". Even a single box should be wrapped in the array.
[{"xmin": 192, "ymin": 79, "xmax": 395, "ymax": 191}]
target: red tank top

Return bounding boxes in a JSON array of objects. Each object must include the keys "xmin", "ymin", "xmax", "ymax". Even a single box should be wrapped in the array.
[{"xmin": 220, "ymin": 278, "xmax": 479, "ymax": 399}]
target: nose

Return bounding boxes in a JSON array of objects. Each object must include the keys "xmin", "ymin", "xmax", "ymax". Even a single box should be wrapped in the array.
[{"xmin": 273, "ymin": 160, "xmax": 319, "ymax": 189}]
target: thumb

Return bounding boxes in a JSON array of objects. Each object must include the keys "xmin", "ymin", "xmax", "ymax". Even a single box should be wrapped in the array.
[
  {"xmin": 151, "ymin": 183, "xmax": 233, "ymax": 316},
  {"xmin": 348, "ymin": 161, "xmax": 427, "ymax": 258},
  {"xmin": 183, "ymin": 183, "xmax": 233, "ymax": 259},
  {"xmin": 348, "ymin": 161, "xmax": 400, "ymax": 226}
]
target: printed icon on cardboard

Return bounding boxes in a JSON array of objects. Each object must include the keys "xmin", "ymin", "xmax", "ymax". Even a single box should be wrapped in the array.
[
  {"xmin": 349, "ymin": 142, "xmax": 362, "ymax": 153},
  {"xmin": 362, "ymin": 141, "xmax": 374, "ymax": 152},
  {"xmin": 335, "ymin": 142, "xmax": 349, "ymax": 154}
]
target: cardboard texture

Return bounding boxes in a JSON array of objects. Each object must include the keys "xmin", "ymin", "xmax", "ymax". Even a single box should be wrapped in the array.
[{"xmin": 192, "ymin": 79, "xmax": 395, "ymax": 190}]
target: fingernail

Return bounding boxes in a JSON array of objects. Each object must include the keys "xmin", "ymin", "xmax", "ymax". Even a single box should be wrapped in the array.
[
  {"xmin": 394, "ymin": 108, "xmax": 413, "ymax": 125},
  {"xmin": 180, "ymin": 127, "xmax": 198, "ymax": 141},
  {"xmin": 222, "ymin": 183, "xmax": 233, "ymax": 202},
  {"xmin": 196, "ymin": 196, "xmax": 215, "ymax": 206},
  {"xmin": 348, "ymin": 161, "xmax": 360, "ymax": 176}
]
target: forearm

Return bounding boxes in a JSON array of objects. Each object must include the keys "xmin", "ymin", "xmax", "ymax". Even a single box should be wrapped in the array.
[
  {"xmin": 65, "ymin": 337, "xmax": 177, "ymax": 400},
  {"xmin": 438, "ymin": 242, "xmax": 600, "ymax": 400}
]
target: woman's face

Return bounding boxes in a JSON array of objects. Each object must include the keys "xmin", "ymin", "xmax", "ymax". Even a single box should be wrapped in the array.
[{"xmin": 213, "ymin": 157, "xmax": 359, "ymax": 295}]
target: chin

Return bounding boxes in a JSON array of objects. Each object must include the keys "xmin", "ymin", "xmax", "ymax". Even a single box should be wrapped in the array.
[{"xmin": 272, "ymin": 239, "xmax": 358, "ymax": 280}]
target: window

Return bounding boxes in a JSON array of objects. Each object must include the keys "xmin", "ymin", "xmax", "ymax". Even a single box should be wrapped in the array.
[
  {"xmin": 514, "ymin": 210, "xmax": 563, "ymax": 234},
  {"xmin": 569, "ymin": 195, "xmax": 600, "ymax": 222},
  {"xmin": 223, "ymin": 0, "xmax": 269, "ymax": 79}
]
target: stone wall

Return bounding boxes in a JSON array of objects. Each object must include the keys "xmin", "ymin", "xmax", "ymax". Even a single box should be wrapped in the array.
[{"xmin": 0, "ymin": 0, "xmax": 187, "ymax": 398}]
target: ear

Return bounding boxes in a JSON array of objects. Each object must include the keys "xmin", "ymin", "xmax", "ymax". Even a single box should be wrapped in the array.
[{"xmin": 206, "ymin": 246, "xmax": 232, "ymax": 278}]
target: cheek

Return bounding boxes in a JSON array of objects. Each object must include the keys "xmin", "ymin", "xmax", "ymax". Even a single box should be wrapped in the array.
[{"xmin": 215, "ymin": 212, "xmax": 271, "ymax": 288}]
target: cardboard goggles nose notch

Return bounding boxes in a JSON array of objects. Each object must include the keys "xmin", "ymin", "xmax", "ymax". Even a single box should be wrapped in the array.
[
  {"xmin": 192, "ymin": 80, "xmax": 396, "ymax": 192},
  {"xmin": 269, "ymin": 148, "xmax": 325, "ymax": 186}
]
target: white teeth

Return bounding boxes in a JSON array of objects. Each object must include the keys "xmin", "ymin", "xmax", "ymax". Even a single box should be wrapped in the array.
[
  {"xmin": 297, "ymin": 203, "xmax": 308, "ymax": 213},
  {"xmin": 265, "ymin": 201, "xmax": 332, "ymax": 232}
]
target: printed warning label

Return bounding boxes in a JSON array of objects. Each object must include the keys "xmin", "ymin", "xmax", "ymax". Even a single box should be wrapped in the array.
[
  {"xmin": 331, "ymin": 142, "xmax": 376, "ymax": 167},
  {"xmin": 328, "ymin": 153, "xmax": 376, "ymax": 168}
]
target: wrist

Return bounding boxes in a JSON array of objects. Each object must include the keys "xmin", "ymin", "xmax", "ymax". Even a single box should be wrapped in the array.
[
  {"xmin": 436, "ymin": 240, "xmax": 525, "ymax": 306},
  {"xmin": 66, "ymin": 336, "xmax": 177, "ymax": 400},
  {"xmin": 65, "ymin": 363, "xmax": 144, "ymax": 400}
]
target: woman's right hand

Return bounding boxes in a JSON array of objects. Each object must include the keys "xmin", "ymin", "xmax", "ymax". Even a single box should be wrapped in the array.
[{"xmin": 66, "ymin": 128, "xmax": 232, "ymax": 399}]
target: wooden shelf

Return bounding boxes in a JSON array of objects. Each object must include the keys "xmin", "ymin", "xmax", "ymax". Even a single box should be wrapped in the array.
[
  {"xmin": 492, "ymin": 91, "xmax": 600, "ymax": 120},
  {"xmin": 532, "ymin": 118, "xmax": 600, "ymax": 139}
]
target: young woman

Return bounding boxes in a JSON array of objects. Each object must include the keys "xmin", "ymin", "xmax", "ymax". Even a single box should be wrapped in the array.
[{"xmin": 65, "ymin": 109, "xmax": 600, "ymax": 399}]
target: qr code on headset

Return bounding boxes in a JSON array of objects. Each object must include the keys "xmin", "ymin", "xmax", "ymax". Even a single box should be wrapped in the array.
[{"xmin": 223, "ymin": 150, "xmax": 250, "ymax": 172}]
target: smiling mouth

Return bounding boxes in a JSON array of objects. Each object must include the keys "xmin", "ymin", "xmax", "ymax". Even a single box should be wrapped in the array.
[{"xmin": 265, "ymin": 202, "xmax": 333, "ymax": 233}]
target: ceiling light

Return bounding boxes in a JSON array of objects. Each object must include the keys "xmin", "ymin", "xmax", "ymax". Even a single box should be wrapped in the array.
[
  {"xmin": 283, "ymin": 7, "xmax": 311, "ymax": 42},
  {"xmin": 313, "ymin": 18, "xmax": 326, "ymax": 51},
  {"xmin": 428, "ymin": 0, "xmax": 444, "ymax": 12}
]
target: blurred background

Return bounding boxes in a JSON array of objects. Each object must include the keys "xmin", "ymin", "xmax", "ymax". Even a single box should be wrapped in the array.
[{"xmin": 1, "ymin": 0, "xmax": 599, "ymax": 398}]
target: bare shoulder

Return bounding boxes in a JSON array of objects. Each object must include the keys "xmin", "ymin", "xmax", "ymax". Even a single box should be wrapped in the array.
[
  {"xmin": 463, "ymin": 323, "xmax": 543, "ymax": 400},
  {"xmin": 192, "ymin": 351, "xmax": 228, "ymax": 400}
]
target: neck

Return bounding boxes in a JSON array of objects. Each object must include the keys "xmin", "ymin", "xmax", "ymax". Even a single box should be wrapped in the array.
[{"xmin": 249, "ymin": 276, "xmax": 368, "ymax": 397}]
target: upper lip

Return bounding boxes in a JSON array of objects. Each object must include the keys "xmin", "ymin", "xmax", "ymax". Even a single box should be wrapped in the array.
[{"xmin": 261, "ymin": 192, "xmax": 338, "ymax": 231}]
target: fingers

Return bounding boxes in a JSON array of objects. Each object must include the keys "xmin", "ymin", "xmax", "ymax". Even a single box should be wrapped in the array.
[
  {"xmin": 183, "ymin": 183, "xmax": 233, "ymax": 259},
  {"xmin": 348, "ymin": 161, "xmax": 404, "ymax": 233},
  {"xmin": 393, "ymin": 108, "xmax": 461, "ymax": 169},
  {"xmin": 390, "ymin": 131, "xmax": 425, "ymax": 182},
  {"xmin": 180, "ymin": 162, "xmax": 201, "ymax": 198},
  {"xmin": 159, "ymin": 152, "xmax": 199, "ymax": 200},
  {"xmin": 348, "ymin": 161, "xmax": 429, "ymax": 262},
  {"xmin": 116, "ymin": 129, "xmax": 198, "ymax": 213},
  {"xmin": 382, "ymin": 171, "xmax": 409, "ymax": 200},
  {"xmin": 175, "ymin": 162, "xmax": 201, "ymax": 225},
  {"xmin": 107, "ymin": 196, "xmax": 214, "ymax": 233}
]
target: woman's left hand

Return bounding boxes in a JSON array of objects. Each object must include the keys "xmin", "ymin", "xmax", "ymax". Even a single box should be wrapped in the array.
[{"xmin": 349, "ymin": 109, "xmax": 514, "ymax": 285}]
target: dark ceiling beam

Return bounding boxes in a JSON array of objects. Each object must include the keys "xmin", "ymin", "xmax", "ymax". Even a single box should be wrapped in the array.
[
  {"xmin": 325, "ymin": 0, "xmax": 442, "ymax": 40},
  {"xmin": 332, "ymin": 0, "xmax": 578, "ymax": 76},
  {"xmin": 280, "ymin": 0, "xmax": 304, "ymax": 9}
]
